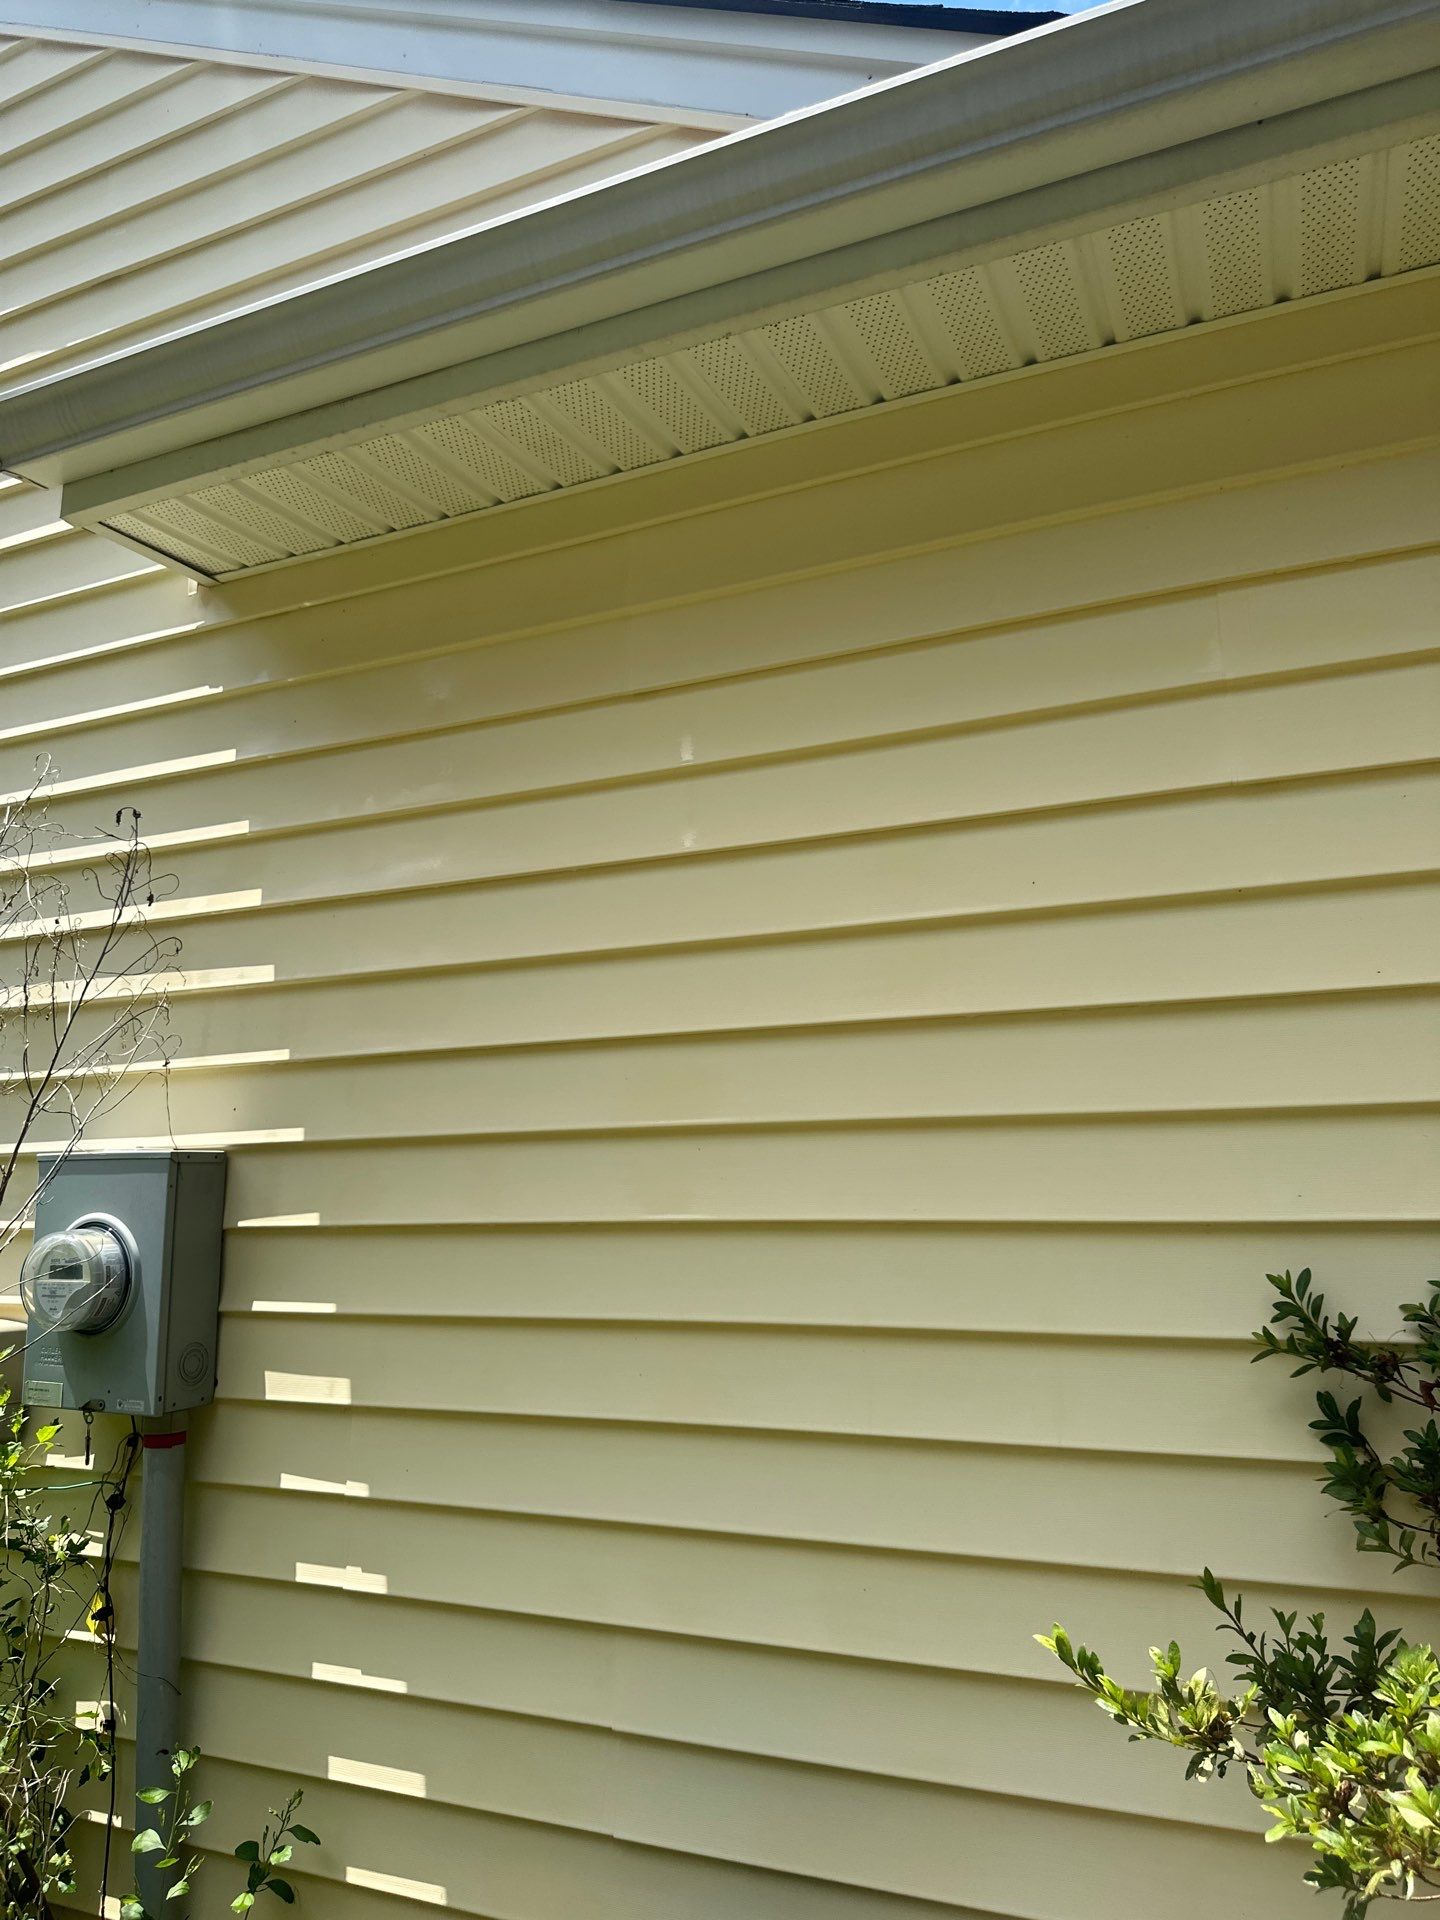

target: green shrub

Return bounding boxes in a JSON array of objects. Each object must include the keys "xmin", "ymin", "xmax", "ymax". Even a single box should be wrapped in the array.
[{"xmin": 1041, "ymin": 1274, "xmax": 1440, "ymax": 1915}]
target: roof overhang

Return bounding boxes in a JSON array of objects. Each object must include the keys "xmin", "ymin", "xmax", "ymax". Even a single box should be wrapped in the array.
[{"xmin": 2, "ymin": 0, "xmax": 1438, "ymax": 576}]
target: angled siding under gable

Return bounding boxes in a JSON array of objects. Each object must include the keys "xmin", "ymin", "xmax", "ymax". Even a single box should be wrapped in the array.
[
  {"xmin": 0, "ymin": 28, "xmax": 721, "ymax": 397},
  {"xmin": 2, "ymin": 275, "xmax": 1437, "ymax": 1917}
]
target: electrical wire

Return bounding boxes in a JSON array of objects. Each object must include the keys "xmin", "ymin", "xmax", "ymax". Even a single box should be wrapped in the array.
[
  {"xmin": 92, "ymin": 1422, "xmax": 140, "ymax": 1908},
  {"xmin": 8, "ymin": 1268, "xmax": 144, "ymax": 1903},
  {"xmin": 21, "ymin": 1416, "xmax": 142, "ymax": 1911}
]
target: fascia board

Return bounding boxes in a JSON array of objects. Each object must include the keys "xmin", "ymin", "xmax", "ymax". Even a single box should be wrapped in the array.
[
  {"xmin": 5, "ymin": 0, "xmax": 1439, "ymax": 500},
  {"xmin": 0, "ymin": 0, "xmax": 1002, "ymax": 119},
  {"xmin": 55, "ymin": 71, "xmax": 1440, "ymax": 525},
  {"xmin": 0, "ymin": 19, "xmax": 757, "ymax": 127}
]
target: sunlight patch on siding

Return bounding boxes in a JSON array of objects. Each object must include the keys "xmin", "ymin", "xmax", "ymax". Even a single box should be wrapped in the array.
[
  {"xmin": 296, "ymin": 1561, "xmax": 387, "ymax": 1594},
  {"xmin": 328, "ymin": 1755, "xmax": 426, "ymax": 1798},
  {"xmin": 346, "ymin": 1866, "xmax": 447, "ymax": 1904},
  {"xmin": 281, "ymin": 1471, "xmax": 369, "ymax": 1498},
  {"xmin": 313, "ymin": 1661, "xmax": 407, "ymax": 1694},
  {"xmin": 265, "ymin": 1369, "xmax": 351, "ymax": 1404}
]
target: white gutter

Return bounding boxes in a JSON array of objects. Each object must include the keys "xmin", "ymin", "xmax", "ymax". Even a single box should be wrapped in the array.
[{"xmin": 4, "ymin": 0, "xmax": 1438, "ymax": 509}]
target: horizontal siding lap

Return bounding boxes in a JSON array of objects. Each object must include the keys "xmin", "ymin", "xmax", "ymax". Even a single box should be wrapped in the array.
[
  {"xmin": 15, "ymin": 616, "xmax": 1440, "ymax": 844},
  {"xmin": 3, "ymin": 270, "xmax": 1438, "ymax": 1917},
  {"xmin": 181, "ymin": 1415, "xmax": 1439, "ymax": 1599},
  {"xmin": 0, "ymin": 570, "xmax": 199, "ymax": 683},
  {"xmin": 172, "ymin": 1565, "xmax": 1440, "ymax": 1756},
  {"xmin": 206, "ymin": 1219, "xmax": 1440, "ymax": 1333},
  {"xmin": 12, "ymin": 765, "xmax": 1437, "ymax": 967},
  {"xmin": 200, "ymin": 1316, "xmax": 1419, "ymax": 1465},
  {"xmin": 36, "ymin": 881, "xmax": 1432, "ymax": 1072},
  {"xmin": 5, "ymin": 446, "xmax": 1434, "ymax": 758},
  {"xmin": 54, "ymin": 1752, "xmax": 1093, "ymax": 1920},
  {"xmin": 58, "ymin": 1652, "xmax": 1265, "ymax": 1842},
  {"xmin": 192, "ymin": 1112, "xmax": 1436, "ymax": 1225},
  {"xmin": 34, "ymin": 991, "xmax": 1440, "ymax": 1144},
  {"xmin": 0, "ymin": 525, "xmax": 156, "ymax": 617}
]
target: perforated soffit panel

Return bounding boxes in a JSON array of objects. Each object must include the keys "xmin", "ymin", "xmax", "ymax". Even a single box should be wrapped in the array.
[{"xmin": 100, "ymin": 133, "xmax": 1440, "ymax": 579}]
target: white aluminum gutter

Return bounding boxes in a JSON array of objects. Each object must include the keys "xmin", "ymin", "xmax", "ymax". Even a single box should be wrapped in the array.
[{"xmin": 4, "ymin": 0, "xmax": 1439, "ymax": 513}]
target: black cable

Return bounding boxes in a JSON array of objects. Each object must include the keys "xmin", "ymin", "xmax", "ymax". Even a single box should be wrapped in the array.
[
  {"xmin": 94, "ymin": 1423, "xmax": 140, "ymax": 1909},
  {"xmin": 5, "ymin": 1415, "xmax": 135, "ymax": 1914}
]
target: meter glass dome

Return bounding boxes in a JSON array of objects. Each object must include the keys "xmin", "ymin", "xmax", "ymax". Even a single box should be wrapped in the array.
[{"xmin": 19, "ymin": 1226, "xmax": 130, "ymax": 1335}]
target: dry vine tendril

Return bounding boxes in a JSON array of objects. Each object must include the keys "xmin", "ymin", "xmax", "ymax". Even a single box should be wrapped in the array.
[{"xmin": 1040, "ymin": 1271, "xmax": 1440, "ymax": 1917}]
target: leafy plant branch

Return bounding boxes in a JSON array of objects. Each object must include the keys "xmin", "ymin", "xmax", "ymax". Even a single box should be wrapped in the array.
[
  {"xmin": 1042, "ymin": 1270, "xmax": 1440, "ymax": 1916},
  {"xmin": 0, "ymin": 1381, "xmax": 134, "ymax": 1915},
  {"xmin": 1254, "ymin": 1270, "xmax": 1440, "ymax": 1572},
  {"xmin": 124, "ymin": 1749, "xmax": 318, "ymax": 1917},
  {"xmin": 1042, "ymin": 1590, "xmax": 1440, "ymax": 1915}
]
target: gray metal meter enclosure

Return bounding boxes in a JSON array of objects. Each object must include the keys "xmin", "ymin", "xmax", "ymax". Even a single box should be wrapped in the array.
[{"xmin": 20, "ymin": 1151, "xmax": 226, "ymax": 1416}]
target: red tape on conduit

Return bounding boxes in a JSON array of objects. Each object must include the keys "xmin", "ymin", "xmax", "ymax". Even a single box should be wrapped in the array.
[{"xmin": 141, "ymin": 1432, "xmax": 187, "ymax": 1449}]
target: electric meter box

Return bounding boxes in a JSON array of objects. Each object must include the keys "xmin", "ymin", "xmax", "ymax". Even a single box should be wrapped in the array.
[{"xmin": 20, "ymin": 1151, "xmax": 226, "ymax": 1416}]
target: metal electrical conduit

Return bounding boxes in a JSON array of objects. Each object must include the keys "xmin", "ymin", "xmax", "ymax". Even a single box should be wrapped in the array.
[{"xmin": 135, "ymin": 1427, "xmax": 189, "ymax": 1920}]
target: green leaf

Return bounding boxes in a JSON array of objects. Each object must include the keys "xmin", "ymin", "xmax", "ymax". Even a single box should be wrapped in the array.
[
  {"xmin": 131, "ymin": 1828, "xmax": 165, "ymax": 1854},
  {"xmin": 235, "ymin": 1841, "xmax": 261, "ymax": 1862},
  {"xmin": 138, "ymin": 1788, "xmax": 172, "ymax": 1804},
  {"xmin": 184, "ymin": 1799, "xmax": 213, "ymax": 1826},
  {"xmin": 288, "ymin": 1825, "xmax": 320, "ymax": 1846},
  {"xmin": 166, "ymin": 1881, "xmax": 190, "ymax": 1901},
  {"xmin": 231, "ymin": 1897, "xmax": 256, "ymax": 1914},
  {"xmin": 264, "ymin": 1878, "xmax": 296, "ymax": 1904}
]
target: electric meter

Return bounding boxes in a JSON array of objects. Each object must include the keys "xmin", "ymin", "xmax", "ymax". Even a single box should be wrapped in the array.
[
  {"xmin": 19, "ymin": 1218, "xmax": 134, "ymax": 1334},
  {"xmin": 21, "ymin": 1152, "xmax": 227, "ymax": 1415}
]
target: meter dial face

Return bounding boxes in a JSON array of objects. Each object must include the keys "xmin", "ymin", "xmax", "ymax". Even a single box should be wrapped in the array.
[{"xmin": 19, "ymin": 1225, "xmax": 131, "ymax": 1334}]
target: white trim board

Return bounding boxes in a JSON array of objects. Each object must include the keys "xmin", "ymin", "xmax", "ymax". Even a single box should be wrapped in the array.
[
  {"xmin": 7, "ymin": 0, "xmax": 1436, "ymax": 506},
  {"xmin": 79, "ymin": 155, "xmax": 1440, "ymax": 580},
  {"xmin": 0, "ymin": 0, "xmax": 1017, "ymax": 120}
]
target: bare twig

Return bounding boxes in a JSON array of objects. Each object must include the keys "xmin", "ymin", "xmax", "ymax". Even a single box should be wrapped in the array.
[
  {"xmin": 0, "ymin": 759, "xmax": 180, "ymax": 1915},
  {"xmin": 0, "ymin": 759, "xmax": 180, "ymax": 1256}
]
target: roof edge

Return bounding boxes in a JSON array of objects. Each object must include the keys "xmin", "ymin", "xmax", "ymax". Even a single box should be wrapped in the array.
[
  {"xmin": 5, "ymin": 0, "xmax": 1438, "ymax": 503},
  {"xmin": 618, "ymin": 0, "xmax": 1061, "ymax": 30},
  {"xmin": 0, "ymin": 0, "xmax": 1025, "ymax": 121}
]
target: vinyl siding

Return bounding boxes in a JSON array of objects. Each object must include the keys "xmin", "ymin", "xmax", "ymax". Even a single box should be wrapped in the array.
[
  {"xmin": 0, "ymin": 28, "xmax": 719, "ymax": 397},
  {"xmin": 5, "ymin": 272, "xmax": 1440, "ymax": 1920}
]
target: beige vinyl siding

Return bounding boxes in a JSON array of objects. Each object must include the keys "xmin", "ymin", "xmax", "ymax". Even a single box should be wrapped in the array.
[
  {"xmin": 5, "ymin": 273, "xmax": 1439, "ymax": 1919},
  {"xmin": 0, "ymin": 29, "xmax": 719, "ymax": 396}
]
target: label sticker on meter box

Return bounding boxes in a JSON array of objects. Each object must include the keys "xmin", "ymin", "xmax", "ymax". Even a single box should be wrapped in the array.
[{"xmin": 25, "ymin": 1380, "xmax": 63, "ymax": 1406}]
